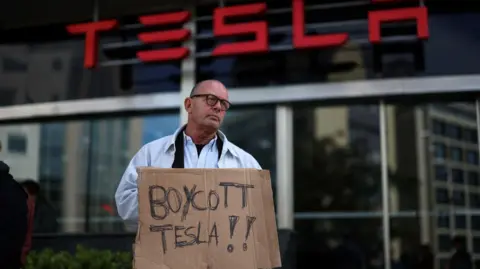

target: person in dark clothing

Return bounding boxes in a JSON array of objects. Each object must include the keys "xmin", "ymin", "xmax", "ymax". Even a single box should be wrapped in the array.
[
  {"xmin": 448, "ymin": 236, "xmax": 472, "ymax": 269},
  {"xmin": 20, "ymin": 179, "xmax": 59, "ymax": 233},
  {"xmin": 0, "ymin": 160, "xmax": 28, "ymax": 269},
  {"xmin": 417, "ymin": 245, "xmax": 434, "ymax": 269}
]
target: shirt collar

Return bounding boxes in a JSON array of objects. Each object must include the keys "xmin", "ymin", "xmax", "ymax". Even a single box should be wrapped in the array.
[{"xmin": 166, "ymin": 124, "xmax": 239, "ymax": 158}]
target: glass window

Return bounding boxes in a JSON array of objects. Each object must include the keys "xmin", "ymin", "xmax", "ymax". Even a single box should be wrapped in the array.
[
  {"xmin": 432, "ymin": 119, "xmax": 446, "ymax": 136},
  {"xmin": 435, "ymin": 165, "xmax": 448, "ymax": 181},
  {"xmin": 436, "ymin": 188, "xmax": 449, "ymax": 204},
  {"xmin": 385, "ymin": 101, "xmax": 478, "ymax": 264},
  {"xmin": 294, "ymin": 104, "xmax": 381, "ymax": 213},
  {"xmin": 296, "ymin": 218, "xmax": 383, "ymax": 269},
  {"xmin": 437, "ymin": 212, "xmax": 449, "ymax": 228},
  {"xmin": 464, "ymin": 128, "xmax": 478, "ymax": 144},
  {"xmin": 452, "ymin": 191, "xmax": 466, "ymax": 206},
  {"xmin": 474, "ymin": 238, "xmax": 480, "ymax": 253},
  {"xmin": 473, "ymin": 216, "xmax": 480, "ymax": 231},
  {"xmin": 468, "ymin": 172, "xmax": 479, "ymax": 186},
  {"xmin": 450, "ymin": 147, "xmax": 463, "ymax": 162},
  {"xmin": 438, "ymin": 234, "xmax": 452, "ymax": 252},
  {"xmin": 195, "ymin": 1, "xmax": 380, "ymax": 89},
  {"xmin": 222, "ymin": 108, "xmax": 276, "ymax": 182},
  {"xmin": 434, "ymin": 142, "xmax": 447, "ymax": 159},
  {"xmin": 452, "ymin": 169, "xmax": 464, "ymax": 184},
  {"xmin": 446, "ymin": 124, "xmax": 462, "ymax": 140},
  {"xmin": 2, "ymin": 1, "xmax": 93, "ymax": 29},
  {"xmin": 0, "ymin": 40, "xmax": 181, "ymax": 108},
  {"xmin": 0, "ymin": 108, "xmax": 276, "ymax": 234},
  {"xmin": 467, "ymin": 150, "xmax": 479, "ymax": 165},
  {"xmin": 293, "ymin": 104, "xmax": 382, "ymax": 269},
  {"xmin": 7, "ymin": 133, "xmax": 27, "ymax": 154},
  {"xmin": 2, "ymin": 57, "xmax": 28, "ymax": 72},
  {"xmin": 0, "ymin": 113, "xmax": 180, "ymax": 234},
  {"xmin": 425, "ymin": 14, "xmax": 480, "ymax": 76},
  {"xmin": 470, "ymin": 194, "xmax": 480, "ymax": 208},
  {"xmin": 194, "ymin": 5, "xmax": 480, "ymax": 85},
  {"xmin": 195, "ymin": 4, "xmax": 480, "ymax": 84},
  {"xmin": 455, "ymin": 215, "xmax": 467, "ymax": 229}
]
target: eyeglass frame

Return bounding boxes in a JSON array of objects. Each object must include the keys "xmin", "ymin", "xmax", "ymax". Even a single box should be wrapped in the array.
[{"xmin": 190, "ymin": 94, "xmax": 232, "ymax": 111}]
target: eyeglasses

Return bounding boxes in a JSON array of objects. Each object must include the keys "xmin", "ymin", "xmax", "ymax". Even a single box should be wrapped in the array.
[{"xmin": 190, "ymin": 94, "xmax": 231, "ymax": 111}]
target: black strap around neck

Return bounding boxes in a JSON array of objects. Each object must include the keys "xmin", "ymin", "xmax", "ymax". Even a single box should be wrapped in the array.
[{"xmin": 172, "ymin": 127, "xmax": 224, "ymax": 168}]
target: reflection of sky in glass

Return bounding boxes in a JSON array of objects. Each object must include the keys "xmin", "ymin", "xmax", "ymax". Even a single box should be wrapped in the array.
[
  {"xmin": 425, "ymin": 14, "xmax": 480, "ymax": 75},
  {"xmin": 133, "ymin": 63, "xmax": 180, "ymax": 93},
  {"xmin": 142, "ymin": 114, "xmax": 179, "ymax": 144}
]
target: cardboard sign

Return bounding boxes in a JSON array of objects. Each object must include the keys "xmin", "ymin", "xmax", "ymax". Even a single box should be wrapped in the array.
[{"xmin": 133, "ymin": 168, "xmax": 281, "ymax": 269}]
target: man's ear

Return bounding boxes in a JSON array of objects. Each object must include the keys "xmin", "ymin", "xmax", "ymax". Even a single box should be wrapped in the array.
[{"xmin": 184, "ymin": 98, "xmax": 192, "ymax": 113}]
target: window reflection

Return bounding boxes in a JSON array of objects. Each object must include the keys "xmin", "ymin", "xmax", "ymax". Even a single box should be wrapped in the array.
[
  {"xmin": 293, "ymin": 104, "xmax": 382, "ymax": 269},
  {"xmin": 435, "ymin": 165, "xmax": 448, "ymax": 181},
  {"xmin": 0, "ymin": 40, "xmax": 181, "ymax": 108},
  {"xmin": 0, "ymin": 113, "xmax": 180, "ymax": 233},
  {"xmin": 221, "ymin": 108, "xmax": 277, "ymax": 193},
  {"xmin": 386, "ymin": 101, "xmax": 479, "ymax": 268},
  {"xmin": 296, "ymin": 218, "xmax": 383, "ymax": 269},
  {"xmin": 195, "ymin": 0, "xmax": 376, "ymax": 88},
  {"xmin": 452, "ymin": 169, "xmax": 464, "ymax": 184},
  {"xmin": 0, "ymin": 108, "xmax": 275, "ymax": 234}
]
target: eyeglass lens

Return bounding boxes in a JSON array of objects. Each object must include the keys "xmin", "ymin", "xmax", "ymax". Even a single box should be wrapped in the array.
[{"xmin": 206, "ymin": 95, "xmax": 230, "ymax": 110}]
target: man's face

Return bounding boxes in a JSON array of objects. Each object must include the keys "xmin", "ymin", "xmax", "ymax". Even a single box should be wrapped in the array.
[{"xmin": 185, "ymin": 81, "xmax": 230, "ymax": 131}]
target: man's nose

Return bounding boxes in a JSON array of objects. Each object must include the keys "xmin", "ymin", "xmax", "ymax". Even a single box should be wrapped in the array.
[{"xmin": 212, "ymin": 101, "xmax": 222, "ymax": 111}]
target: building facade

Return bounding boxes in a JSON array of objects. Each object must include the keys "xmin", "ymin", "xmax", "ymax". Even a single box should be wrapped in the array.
[{"xmin": 0, "ymin": 0, "xmax": 479, "ymax": 269}]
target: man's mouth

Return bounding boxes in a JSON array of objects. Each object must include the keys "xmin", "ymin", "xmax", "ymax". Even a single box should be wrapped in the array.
[{"xmin": 208, "ymin": 115, "xmax": 219, "ymax": 121}]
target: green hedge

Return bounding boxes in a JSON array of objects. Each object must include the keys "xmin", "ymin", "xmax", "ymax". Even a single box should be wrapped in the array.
[{"xmin": 24, "ymin": 245, "xmax": 133, "ymax": 269}]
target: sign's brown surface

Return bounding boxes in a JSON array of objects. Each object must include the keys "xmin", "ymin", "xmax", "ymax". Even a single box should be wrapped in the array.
[{"xmin": 134, "ymin": 168, "xmax": 281, "ymax": 269}]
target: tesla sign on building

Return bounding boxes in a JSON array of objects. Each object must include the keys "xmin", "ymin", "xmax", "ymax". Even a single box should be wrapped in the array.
[{"xmin": 66, "ymin": 0, "xmax": 429, "ymax": 69}]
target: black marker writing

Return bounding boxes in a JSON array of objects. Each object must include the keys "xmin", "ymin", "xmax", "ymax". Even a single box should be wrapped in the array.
[
  {"xmin": 229, "ymin": 215, "xmax": 239, "ymax": 239},
  {"xmin": 174, "ymin": 223, "xmax": 207, "ymax": 248},
  {"xmin": 149, "ymin": 186, "xmax": 184, "ymax": 220},
  {"xmin": 150, "ymin": 224, "xmax": 173, "ymax": 254},
  {"xmin": 208, "ymin": 190, "xmax": 220, "ymax": 210},
  {"xmin": 245, "ymin": 216, "xmax": 256, "ymax": 241},
  {"xmin": 243, "ymin": 216, "xmax": 256, "ymax": 251},
  {"xmin": 151, "ymin": 222, "xmax": 219, "ymax": 254},
  {"xmin": 209, "ymin": 223, "xmax": 219, "ymax": 246},
  {"xmin": 168, "ymin": 188, "xmax": 182, "ymax": 213},
  {"xmin": 219, "ymin": 182, "xmax": 254, "ymax": 208},
  {"xmin": 150, "ymin": 182, "xmax": 255, "ymax": 222},
  {"xmin": 182, "ymin": 185, "xmax": 197, "ymax": 221}
]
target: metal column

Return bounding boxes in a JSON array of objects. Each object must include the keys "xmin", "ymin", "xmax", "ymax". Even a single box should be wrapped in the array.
[
  {"xmin": 415, "ymin": 108, "xmax": 431, "ymax": 244},
  {"xmin": 380, "ymin": 100, "xmax": 391, "ymax": 269},
  {"xmin": 180, "ymin": 8, "xmax": 196, "ymax": 126},
  {"xmin": 476, "ymin": 99, "xmax": 480, "ymax": 154},
  {"xmin": 84, "ymin": 0, "xmax": 101, "ymax": 233},
  {"xmin": 275, "ymin": 105, "xmax": 294, "ymax": 229}
]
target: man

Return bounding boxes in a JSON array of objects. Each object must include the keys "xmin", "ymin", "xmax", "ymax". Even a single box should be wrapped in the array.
[
  {"xmin": 115, "ymin": 80, "xmax": 261, "ymax": 231},
  {"xmin": 0, "ymin": 160, "xmax": 28, "ymax": 269},
  {"xmin": 448, "ymin": 236, "xmax": 472, "ymax": 269}
]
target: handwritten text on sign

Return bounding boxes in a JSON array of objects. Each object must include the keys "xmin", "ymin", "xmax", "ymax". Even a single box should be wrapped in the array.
[{"xmin": 148, "ymin": 182, "xmax": 256, "ymax": 254}]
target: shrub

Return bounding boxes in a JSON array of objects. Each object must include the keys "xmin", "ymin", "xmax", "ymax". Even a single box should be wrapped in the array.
[{"xmin": 24, "ymin": 245, "xmax": 132, "ymax": 269}]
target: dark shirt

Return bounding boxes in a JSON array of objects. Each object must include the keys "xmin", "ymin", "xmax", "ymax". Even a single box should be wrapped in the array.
[
  {"xmin": 449, "ymin": 249, "xmax": 472, "ymax": 269},
  {"xmin": 0, "ymin": 161, "xmax": 28, "ymax": 269},
  {"xmin": 195, "ymin": 144, "xmax": 205, "ymax": 155}
]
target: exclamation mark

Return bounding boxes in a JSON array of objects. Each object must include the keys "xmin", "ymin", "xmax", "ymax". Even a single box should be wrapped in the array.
[
  {"xmin": 243, "ymin": 216, "xmax": 256, "ymax": 251},
  {"xmin": 227, "ymin": 215, "xmax": 239, "ymax": 253}
]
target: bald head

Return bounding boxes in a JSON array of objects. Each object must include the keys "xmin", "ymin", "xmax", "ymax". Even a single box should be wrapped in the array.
[
  {"xmin": 190, "ymin": 80, "xmax": 229, "ymax": 98},
  {"xmin": 184, "ymin": 79, "xmax": 229, "ymax": 134}
]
